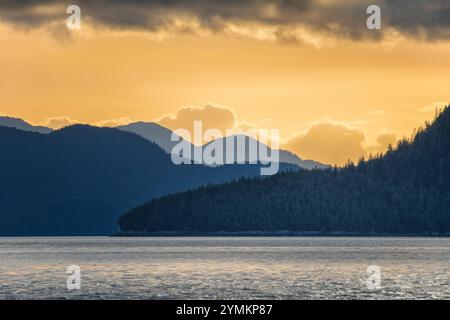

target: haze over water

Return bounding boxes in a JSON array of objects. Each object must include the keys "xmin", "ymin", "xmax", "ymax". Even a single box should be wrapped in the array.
[{"xmin": 0, "ymin": 237, "xmax": 449, "ymax": 300}]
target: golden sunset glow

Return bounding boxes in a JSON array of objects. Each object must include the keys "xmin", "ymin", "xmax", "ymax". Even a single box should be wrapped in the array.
[{"xmin": 1, "ymin": 8, "xmax": 449, "ymax": 165}]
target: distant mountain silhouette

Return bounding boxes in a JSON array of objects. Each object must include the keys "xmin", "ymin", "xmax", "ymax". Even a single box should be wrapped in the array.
[
  {"xmin": 119, "ymin": 106, "xmax": 450, "ymax": 235},
  {"xmin": 0, "ymin": 116, "xmax": 52, "ymax": 134},
  {"xmin": 201, "ymin": 135, "xmax": 328, "ymax": 169},
  {"xmin": 117, "ymin": 122, "xmax": 327, "ymax": 169},
  {"xmin": 0, "ymin": 116, "xmax": 325, "ymax": 169},
  {"xmin": 0, "ymin": 125, "xmax": 296, "ymax": 236},
  {"xmin": 117, "ymin": 122, "xmax": 182, "ymax": 153}
]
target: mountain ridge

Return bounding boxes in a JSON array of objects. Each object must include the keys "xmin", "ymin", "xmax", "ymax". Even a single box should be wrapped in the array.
[
  {"xmin": 118, "ymin": 122, "xmax": 328, "ymax": 169},
  {"xmin": 0, "ymin": 116, "xmax": 52, "ymax": 134},
  {"xmin": 118, "ymin": 106, "xmax": 450, "ymax": 234},
  {"xmin": 0, "ymin": 124, "xmax": 296, "ymax": 236},
  {"xmin": 1, "ymin": 115, "xmax": 327, "ymax": 169}
]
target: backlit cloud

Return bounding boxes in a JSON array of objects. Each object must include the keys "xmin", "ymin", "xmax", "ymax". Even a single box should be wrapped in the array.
[
  {"xmin": 95, "ymin": 117, "xmax": 132, "ymax": 128},
  {"xmin": 284, "ymin": 118, "xmax": 402, "ymax": 165},
  {"xmin": 366, "ymin": 131, "xmax": 398, "ymax": 156},
  {"xmin": 376, "ymin": 132, "xmax": 398, "ymax": 149},
  {"xmin": 285, "ymin": 118, "xmax": 367, "ymax": 166},
  {"xmin": 157, "ymin": 103, "xmax": 237, "ymax": 142},
  {"xmin": 42, "ymin": 116, "xmax": 78, "ymax": 130},
  {"xmin": 5, "ymin": 107, "xmax": 404, "ymax": 165}
]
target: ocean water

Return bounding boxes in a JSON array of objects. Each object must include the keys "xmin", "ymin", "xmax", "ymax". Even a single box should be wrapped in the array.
[{"xmin": 0, "ymin": 237, "xmax": 449, "ymax": 300}]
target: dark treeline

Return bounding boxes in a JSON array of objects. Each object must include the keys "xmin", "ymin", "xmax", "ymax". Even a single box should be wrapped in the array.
[{"xmin": 119, "ymin": 106, "xmax": 450, "ymax": 234}]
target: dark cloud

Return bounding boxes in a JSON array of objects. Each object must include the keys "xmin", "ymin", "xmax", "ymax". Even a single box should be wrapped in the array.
[{"xmin": 1, "ymin": 0, "xmax": 450, "ymax": 42}]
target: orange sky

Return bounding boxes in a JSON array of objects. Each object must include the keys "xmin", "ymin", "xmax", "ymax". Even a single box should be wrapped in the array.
[{"xmin": 1, "ymin": 20, "xmax": 449, "ymax": 165}]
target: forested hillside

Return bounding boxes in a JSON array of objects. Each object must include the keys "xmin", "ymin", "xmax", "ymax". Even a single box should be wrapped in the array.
[{"xmin": 119, "ymin": 106, "xmax": 450, "ymax": 234}]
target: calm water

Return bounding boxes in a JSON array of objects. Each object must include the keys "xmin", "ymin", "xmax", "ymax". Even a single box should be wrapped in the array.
[{"xmin": 0, "ymin": 237, "xmax": 449, "ymax": 300}]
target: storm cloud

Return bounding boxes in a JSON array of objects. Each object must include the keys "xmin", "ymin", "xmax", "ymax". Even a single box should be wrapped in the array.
[{"xmin": 1, "ymin": 0, "xmax": 450, "ymax": 42}]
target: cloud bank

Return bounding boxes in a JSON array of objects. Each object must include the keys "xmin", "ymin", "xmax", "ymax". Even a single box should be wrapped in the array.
[
  {"xmin": 157, "ymin": 103, "xmax": 237, "ymax": 140},
  {"xmin": 157, "ymin": 105, "xmax": 401, "ymax": 165},
  {"xmin": 284, "ymin": 118, "xmax": 400, "ymax": 166},
  {"xmin": 4, "ymin": 102, "xmax": 403, "ymax": 165},
  {"xmin": 42, "ymin": 116, "xmax": 79, "ymax": 129},
  {"xmin": 285, "ymin": 118, "xmax": 367, "ymax": 166},
  {"xmin": 1, "ymin": 0, "xmax": 450, "ymax": 43},
  {"xmin": 95, "ymin": 117, "xmax": 132, "ymax": 127}
]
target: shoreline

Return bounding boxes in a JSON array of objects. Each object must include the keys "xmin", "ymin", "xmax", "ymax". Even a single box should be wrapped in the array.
[{"xmin": 112, "ymin": 231, "xmax": 450, "ymax": 237}]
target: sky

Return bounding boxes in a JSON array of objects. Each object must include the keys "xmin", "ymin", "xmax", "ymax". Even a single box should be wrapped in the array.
[{"xmin": 1, "ymin": 0, "xmax": 449, "ymax": 165}]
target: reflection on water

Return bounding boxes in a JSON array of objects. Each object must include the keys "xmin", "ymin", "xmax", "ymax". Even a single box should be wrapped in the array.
[{"xmin": 0, "ymin": 237, "xmax": 449, "ymax": 299}]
